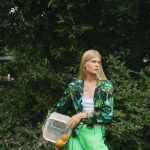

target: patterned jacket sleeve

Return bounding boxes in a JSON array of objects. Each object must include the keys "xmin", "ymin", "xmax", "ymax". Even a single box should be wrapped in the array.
[
  {"xmin": 83, "ymin": 80, "xmax": 114, "ymax": 126},
  {"xmin": 46, "ymin": 84, "xmax": 71, "ymax": 119}
]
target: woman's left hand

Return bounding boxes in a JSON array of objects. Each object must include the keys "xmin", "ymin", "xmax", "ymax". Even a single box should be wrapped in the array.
[
  {"xmin": 67, "ymin": 112, "xmax": 87, "ymax": 130},
  {"xmin": 66, "ymin": 114, "xmax": 82, "ymax": 130}
]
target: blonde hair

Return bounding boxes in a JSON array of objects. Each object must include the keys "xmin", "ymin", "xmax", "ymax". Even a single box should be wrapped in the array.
[{"xmin": 78, "ymin": 49, "xmax": 107, "ymax": 80}]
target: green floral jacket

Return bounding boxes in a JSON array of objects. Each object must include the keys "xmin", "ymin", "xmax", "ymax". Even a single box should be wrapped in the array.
[{"xmin": 47, "ymin": 79, "xmax": 114, "ymax": 138}]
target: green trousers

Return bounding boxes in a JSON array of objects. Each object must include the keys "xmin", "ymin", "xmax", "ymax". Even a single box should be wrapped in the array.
[{"xmin": 67, "ymin": 125, "xmax": 108, "ymax": 150}]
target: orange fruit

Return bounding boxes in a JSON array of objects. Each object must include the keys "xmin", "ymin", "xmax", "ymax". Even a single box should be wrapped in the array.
[
  {"xmin": 55, "ymin": 139, "xmax": 64, "ymax": 148},
  {"xmin": 61, "ymin": 133, "xmax": 68, "ymax": 141}
]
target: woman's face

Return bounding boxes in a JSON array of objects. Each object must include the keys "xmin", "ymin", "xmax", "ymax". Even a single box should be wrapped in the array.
[{"xmin": 84, "ymin": 56, "xmax": 101, "ymax": 75}]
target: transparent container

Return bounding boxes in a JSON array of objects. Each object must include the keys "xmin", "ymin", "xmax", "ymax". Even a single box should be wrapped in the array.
[{"xmin": 42, "ymin": 112, "xmax": 71, "ymax": 143}]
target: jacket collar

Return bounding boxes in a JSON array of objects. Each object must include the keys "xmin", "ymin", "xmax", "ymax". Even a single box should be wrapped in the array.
[
  {"xmin": 75, "ymin": 79, "xmax": 104, "ymax": 97},
  {"xmin": 77, "ymin": 78, "xmax": 104, "ymax": 87}
]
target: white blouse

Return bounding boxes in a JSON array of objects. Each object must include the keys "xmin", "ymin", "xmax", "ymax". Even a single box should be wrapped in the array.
[{"xmin": 81, "ymin": 97, "xmax": 94, "ymax": 111}]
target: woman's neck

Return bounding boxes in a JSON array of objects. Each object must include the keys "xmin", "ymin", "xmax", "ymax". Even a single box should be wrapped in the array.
[{"xmin": 84, "ymin": 74, "xmax": 97, "ymax": 82}]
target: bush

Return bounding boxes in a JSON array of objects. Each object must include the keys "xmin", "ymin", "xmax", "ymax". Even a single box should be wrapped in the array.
[
  {"xmin": 105, "ymin": 55, "xmax": 150, "ymax": 150},
  {"xmin": 0, "ymin": 54, "xmax": 150, "ymax": 149}
]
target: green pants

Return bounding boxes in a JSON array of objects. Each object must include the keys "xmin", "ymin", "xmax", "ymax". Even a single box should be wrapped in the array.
[{"xmin": 67, "ymin": 125, "xmax": 108, "ymax": 150}]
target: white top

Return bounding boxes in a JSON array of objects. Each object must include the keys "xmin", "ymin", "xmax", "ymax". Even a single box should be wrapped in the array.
[{"xmin": 81, "ymin": 97, "xmax": 94, "ymax": 111}]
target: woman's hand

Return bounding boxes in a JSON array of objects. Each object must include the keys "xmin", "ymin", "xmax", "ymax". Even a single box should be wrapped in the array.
[{"xmin": 67, "ymin": 112, "xmax": 87, "ymax": 130}]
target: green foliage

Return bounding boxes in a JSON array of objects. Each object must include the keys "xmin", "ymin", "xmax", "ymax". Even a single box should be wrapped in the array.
[
  {"xmin": 0, "ymin": 0, "xmax": 150, "ymax": 149},
  {"xmin": 1, "ymin": 54, "xmax": 150, "ymax": 149},
  {"xmin": 105, "ymin": 56, "xmax": 150, "ymax": 150}
]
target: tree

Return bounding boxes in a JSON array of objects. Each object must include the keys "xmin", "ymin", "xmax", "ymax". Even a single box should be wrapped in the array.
[{"xmin": 0, "ymin": 0, "xmax": 150, "ymax": 149}]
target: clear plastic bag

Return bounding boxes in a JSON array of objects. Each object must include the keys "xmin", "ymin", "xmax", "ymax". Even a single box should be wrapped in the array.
[{"xmin": 42, "ymin": 112, "xmax": 71, "ymax": 143}]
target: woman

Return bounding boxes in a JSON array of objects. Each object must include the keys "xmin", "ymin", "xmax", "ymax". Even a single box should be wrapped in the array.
[{"xmin": 47, "ymin": 50, "xmax": 114, "ymax": 150}]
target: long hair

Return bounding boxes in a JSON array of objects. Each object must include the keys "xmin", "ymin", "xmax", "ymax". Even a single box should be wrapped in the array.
[{"xmin": 78, "ymin": 50, "xmax": 107, "ymax": 80}]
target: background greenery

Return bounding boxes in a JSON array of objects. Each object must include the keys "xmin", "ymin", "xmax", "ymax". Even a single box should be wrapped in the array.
[{"xmin": 0, "ymin": 0, "xmax": 150, "ymax": 149}]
